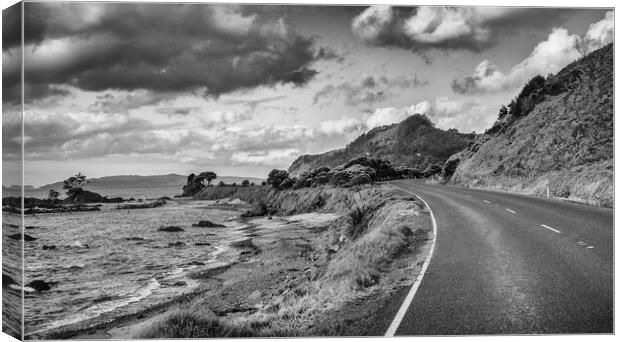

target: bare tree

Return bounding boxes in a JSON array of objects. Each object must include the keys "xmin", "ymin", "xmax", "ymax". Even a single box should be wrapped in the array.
[{"xmin": 572, "ymin": 36, "xmax": 597, "ymax": 76}]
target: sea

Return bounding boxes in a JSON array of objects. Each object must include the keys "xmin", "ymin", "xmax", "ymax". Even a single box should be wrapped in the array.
[{"xmin": 2, "ymin": 185, "xmax": 247, "ymax": 337}]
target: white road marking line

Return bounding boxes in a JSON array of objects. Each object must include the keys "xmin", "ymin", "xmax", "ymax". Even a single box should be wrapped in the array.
[
  {"xmin": 505, "ymin": 208, "xmax": 516, "ymax": 214},
  {"xmin": 384, "ymin": 186, "xmax": 437, "ymax": 337},
  {"xmin": 483, "ymin": 200, "xmax": 491, "ymax": 204},
  {"xmin": 540, "ymin": 224, "xmax": 561, "ymax": 234}
]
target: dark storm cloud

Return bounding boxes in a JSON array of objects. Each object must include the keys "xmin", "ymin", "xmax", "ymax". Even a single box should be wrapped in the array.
[
  {"xmin": 313, "ymin": 74, "xmax": 427, "ymax": 106},
  {"xmin": 3, "ymin": 3, "xmax": 329, "ymax": 104},
  {"xmin": 352, "ymin": 6, "xmax": 582, "ymax": 53},
  {"xmin": 2, "ymin": 3, "xmax": 21, "ymax": 51}
]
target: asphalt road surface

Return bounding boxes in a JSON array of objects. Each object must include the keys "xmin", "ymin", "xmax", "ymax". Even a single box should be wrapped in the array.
[{"xmin": 385, "ymin": 180, "xmax": 613, "ymax": 335}]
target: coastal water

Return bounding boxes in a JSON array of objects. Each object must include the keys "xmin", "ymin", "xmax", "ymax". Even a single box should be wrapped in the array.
[
  {"xmin": 3, "ymin": 187, "xmax": 249, "ymax": 336},
  {"xmin": 2, "ymin": 212, "xmax": 23, "ymax": 339}
]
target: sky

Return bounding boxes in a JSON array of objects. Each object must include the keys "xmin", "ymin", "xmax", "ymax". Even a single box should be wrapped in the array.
[{"xmin": 1, "ymin": 1, "xmax": 614, "ymax": 186}]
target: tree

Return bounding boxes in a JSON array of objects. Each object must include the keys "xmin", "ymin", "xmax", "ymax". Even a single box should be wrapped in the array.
[
  {"xmin": 498, "ymin": 105, "xmax": 509, "ymax": 120},
  {"xmin": 572, "ymin": 36, "xmax": 597, "ymax": 75},
  {"xmin": 573, "ymin": 36, "xmax": 594, "ymax": 58},
  {"xmin": 195, "ymin": 171, "xmax": 217, "ymax": 186},
  {"xmin": 63, "ymin": 173, "xmax": 88, "ymax": 196},
  {"xmin": 48, "ymin": 189, "xmax": 60, "ymax": 201},
  {"xmin": 507, "ymin": 99, "xmax": 520, "ymax": 117},
  {"xmin": 217, "ymin": 181, "xmax": 226, "ymax": 187},
  {"xmin": 267, "ymin": 169, "xmax": 289, "ymax": 188},
  {"xmin": 241, "ymin": 179, "xmax": 250, "ymax": 187}
]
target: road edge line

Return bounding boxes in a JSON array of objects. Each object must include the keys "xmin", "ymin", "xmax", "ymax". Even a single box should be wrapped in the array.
[{"xmin": 384, "ymin": 185, "xmax": 438, "ymax": 337}]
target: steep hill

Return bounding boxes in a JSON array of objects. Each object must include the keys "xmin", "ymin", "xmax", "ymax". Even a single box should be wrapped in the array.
[
  {"xmin": 289, "ymin": 114, "xmax": 474, "ymax": 175},
  {"xmin": 447, "ymin": 44, "xmax": 613, "ymax": 207}
]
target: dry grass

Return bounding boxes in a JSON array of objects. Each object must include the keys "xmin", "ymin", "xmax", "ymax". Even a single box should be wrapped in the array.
[
  {"xmin": 142, "ymin": 185, "xmax": 432, "ymax": 337},
  {"xmin": 139, "ymin": 305, "xmax": 294, "ymax": 338}
]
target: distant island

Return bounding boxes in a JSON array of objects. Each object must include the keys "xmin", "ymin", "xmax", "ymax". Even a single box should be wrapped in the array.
[{"xmin": 19, "ymin": 174, "xmax": 264, "ymax": 192}]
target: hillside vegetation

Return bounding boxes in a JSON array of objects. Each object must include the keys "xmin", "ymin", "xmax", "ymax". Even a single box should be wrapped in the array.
[
  {"xmin": 446, "ymin": 44, "xmax": 613, "ymax": 207},
  {"xmin": 289, "ymin": 114, "xmax": 474, "ymax": 175}
]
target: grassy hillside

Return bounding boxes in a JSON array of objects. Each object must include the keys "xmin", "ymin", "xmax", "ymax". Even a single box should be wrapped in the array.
[
  {"xmin": 447, "ymin": 44, "xmax": 613, "ymax": 207},
  {"xmin": 289, "ymin": 114, "xmax": 474, "ymax": 175}
]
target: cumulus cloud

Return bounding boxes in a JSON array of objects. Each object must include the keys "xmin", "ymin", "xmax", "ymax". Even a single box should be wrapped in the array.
[
  {"xmin": 451, "ymin": 11, "xmax": 614, "ymax": 94},
  {"xmin": 352, "ymin": 6, "xmax": 575, "ymax": 53},
  {"xmin": 313, "ymin": 74, "xmax": 427, "ymax": 106},
  {"xmin": 230, "ymin": 148, "xmax": 300, "ymax": 166},
  {"xmin": 365, "ymin": 97, "xmax": 493, "ymax": 133},
  {"xmin": 3, "ymin": 3, "xmax": 328, "ymax": 104},
  {"xmin": 365, "ymin": 102, "xmax": 430, "ymax": 129},
  {"xmin": 318, "ymin": 117, "xmax": 362, "ymax": 135}
]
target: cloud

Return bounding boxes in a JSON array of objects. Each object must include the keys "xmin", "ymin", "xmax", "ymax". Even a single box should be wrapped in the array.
[
  {"xmin": 2, "ymin": 111, "xmax": 200, "ymax": 160},
  {"xmin": 318, "ymin": 117, "xmax": 362, "ymax": 135},
  {"xmin": 212, "ymin": 125, "xmax": 317, "ymax": 153},
  {"xmin": 230, "ymin": 148, "xmax": 300, "ymax": 166},
  {"xmin": 3, "ymin": 3, "xmax": 328, "ymax": 104},
  {"xmin": 365, "ymin": 103, "xmax": 427, "ymax": 129},
  {"xmin": 451, "ymin": 12, "xmax": 614, "ymax": 94},
  {"xmin": 352, "ymin": 6, "xmax": 575, "ymax": 53},
  {"xmin": 90, "ymin": 90, "xmax": 176, "ymax": 114},
  {"xmin": 313, "ymin": 74, "xmax": 427, "ymax": 106},
  {"xmin": 2, "ymin": 3, "xmax": 22, "ymax": 51},
  {"xmin": 207, "ymin": 116, "xmax": 364, "ymax": 166},
  {"xmin": 365, "ymin": 97, "xmax": 493, "ymax": 133}
]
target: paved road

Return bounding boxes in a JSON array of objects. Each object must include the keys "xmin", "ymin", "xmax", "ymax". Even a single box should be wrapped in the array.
[{"xmin": 386, "ymin": 180, "xmax": 613, "ymax": 335}]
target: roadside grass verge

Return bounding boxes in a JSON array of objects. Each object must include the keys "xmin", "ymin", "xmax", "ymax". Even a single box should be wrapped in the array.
[{"xmin": 144, "ymin": 185, "xmax": 432, "ymax": 337}]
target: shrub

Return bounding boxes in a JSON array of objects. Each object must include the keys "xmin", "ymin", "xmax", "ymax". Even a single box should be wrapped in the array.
[
  {"xmin": 328, "ymin": 169, "xmax": 352, "ymax": 186},
  {"xmin": 279, "ymin": 177, "xmax": 295, "ymax": 189},
  {"xmin": 344, "ymin": 173, "xmax": 371, "ymax": 187},
  {"xmin": 442, "ymin": 158, "xmax": 460, "ymax": 181},
  {"xmin": 423, "ymin": 164, "xmax": 442, "ymax": 178},
  {"xmin": 292, "ymin": 177, "xmax": 308, "ymax": 190},
  {"xmin": 267, "ymin": 169, "xmax": 289, "ymax": 188},
  {"xmin": 312, "ymin": 172, "xmax": 330, "ymax": 186},
  {"xmin": 242, "ymin": 201, "xmax": 268, "ymax": 217},
  {"xmin": 345, "ymin": 205, "xmax": 374, "ymax": 240}
]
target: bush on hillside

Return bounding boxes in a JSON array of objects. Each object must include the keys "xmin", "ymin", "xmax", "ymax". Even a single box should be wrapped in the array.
[
  {"xmin": 279, "ymin": 177, "xmax": 295, "ymax": 189},
  {"xmin": 423, "ymin": 164, "xmax": 442, "ymax": 178},
  {"xmin": 267, "ymin": 169, "xmax": 289, "ymax": 189}
]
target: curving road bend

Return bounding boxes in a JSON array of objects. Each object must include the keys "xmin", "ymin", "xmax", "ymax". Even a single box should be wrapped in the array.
[{"xmin": 386, "ymin": 180, "xmax": 613, "ymax": 335}]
